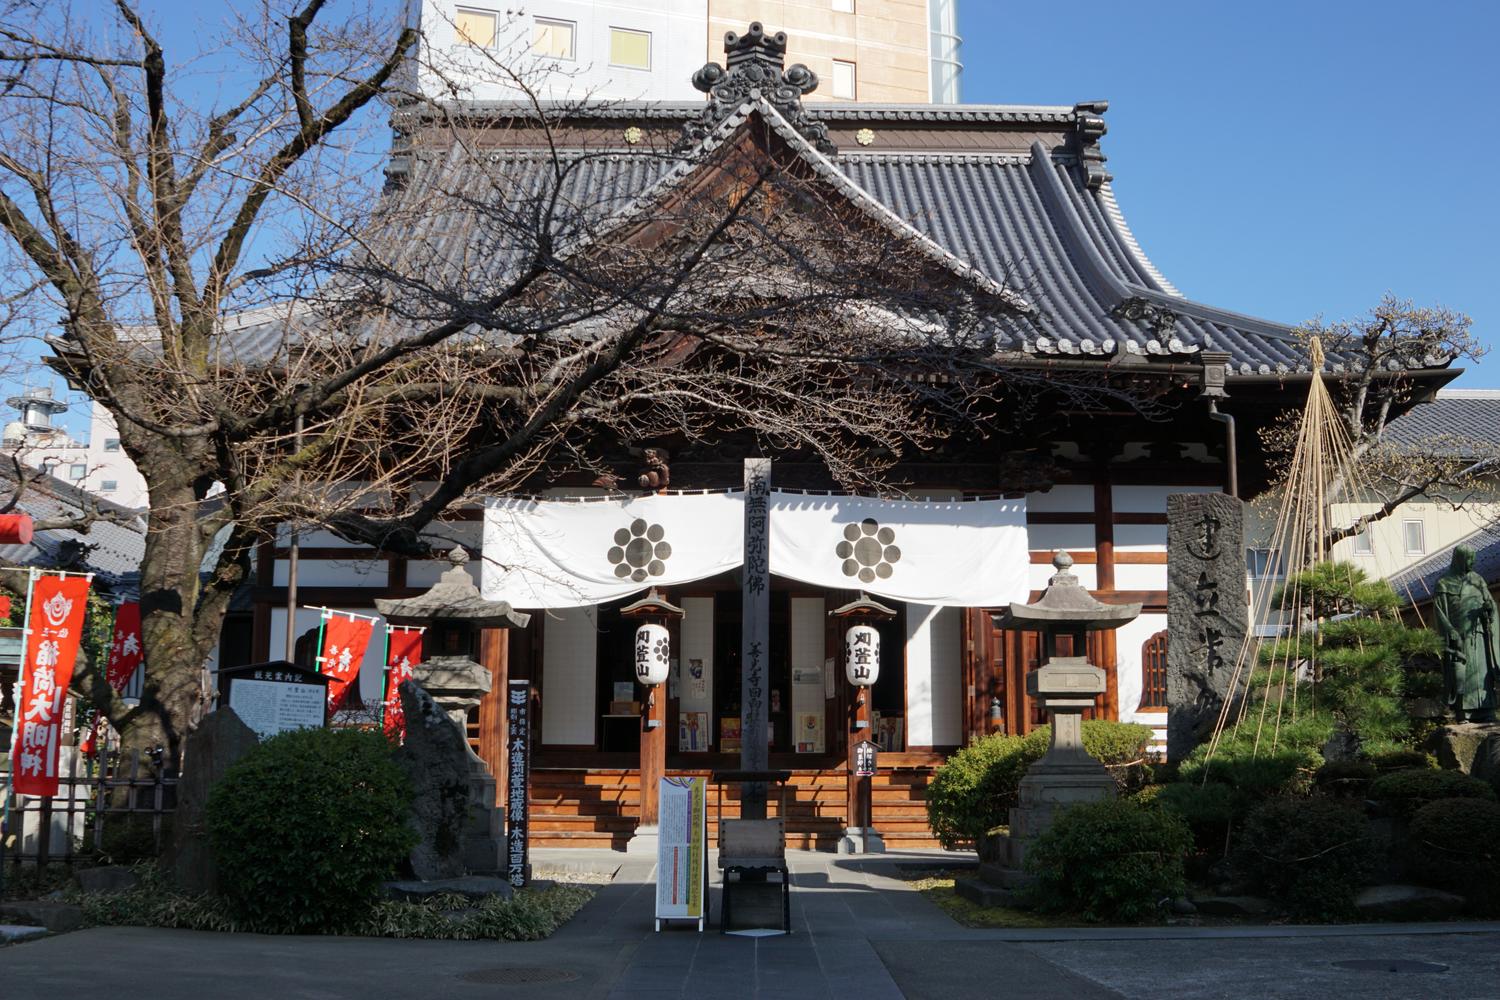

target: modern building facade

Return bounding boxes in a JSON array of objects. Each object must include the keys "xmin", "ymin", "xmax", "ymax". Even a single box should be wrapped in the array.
[
  {"xmin": 413, "ymin": 0, "xmax": 959, "ymax": 104},
  {"xmin": 2, "ymin": 388, "xmax": 150, "ymax": 509}
]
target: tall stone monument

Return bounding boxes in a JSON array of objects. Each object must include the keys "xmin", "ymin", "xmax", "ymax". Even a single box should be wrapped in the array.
[{"xmin": 1166, "ymin": 493, "xmax": 1248, "ymax": 761}]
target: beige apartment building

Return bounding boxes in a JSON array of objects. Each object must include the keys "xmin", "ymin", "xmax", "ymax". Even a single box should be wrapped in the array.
[{"xmin": 417, "ymin": 0, "xmax": 961, "ymax": 104}]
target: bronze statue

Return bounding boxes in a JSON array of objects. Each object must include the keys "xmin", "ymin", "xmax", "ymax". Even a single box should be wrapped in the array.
[{"xmin": 1433, "ymin": 546, "xmax": 1500, "ymax": 722}]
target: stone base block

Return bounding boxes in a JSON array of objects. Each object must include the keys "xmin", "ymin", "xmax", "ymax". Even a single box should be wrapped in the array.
[
  {"xmin": 626, "ymin": 825, "xmax": 659, "ymax": 856},
  {"xmin": 836, "ymin": 827, "xmax": 886, "ymax": 855},
  {"xmin": 954, "ymin": 876, "xmax": 1027, "ymax": 909}
]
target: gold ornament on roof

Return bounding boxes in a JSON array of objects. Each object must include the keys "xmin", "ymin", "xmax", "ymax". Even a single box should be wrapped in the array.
[
  {"xmin": 623, "ymin": 126, "xmax": 644, "ymax": 145},
  {"xmin": 855, "ymin": 127, "xmax": 875, "ymax": 146}
]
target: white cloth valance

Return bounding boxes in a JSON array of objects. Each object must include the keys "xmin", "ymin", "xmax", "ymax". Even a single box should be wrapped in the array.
[{"xmin": 482, "ymin": 491, "xmax": 1028, "ymax": 610}]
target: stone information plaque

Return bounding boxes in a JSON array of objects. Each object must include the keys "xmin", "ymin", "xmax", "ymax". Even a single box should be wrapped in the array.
[
  {"xmin": 1166, "ymin": 493, "xmax": 1248, "ymax": 761},
  {"xmin": 225, "ymin": 668, "xmax": 327, "ymax": 741}
]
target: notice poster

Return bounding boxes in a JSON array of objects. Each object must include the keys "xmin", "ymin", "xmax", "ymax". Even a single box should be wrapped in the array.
[
  {"xmin": 720, "ymin": 716, "xmax": 742, "ymax": 752},
  {"xmin": 655, "ymin": 776, "xmax": 707, "ymax": 931},
  {"xmin": 796, "ymin": 712, "xmax": 824, "ymax": 754},
  {"xmin": 678, "ymin": 711, "xmax": 709, "ymax": 752},
  {"xmin": 228, "ymin": 672, "xmax": 327, "ymax": 741}
]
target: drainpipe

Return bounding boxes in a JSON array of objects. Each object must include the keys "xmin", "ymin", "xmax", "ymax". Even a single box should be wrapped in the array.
[{"xmin": 1199, "ymin": 351, "xmax": 1237, "ymax": 498}]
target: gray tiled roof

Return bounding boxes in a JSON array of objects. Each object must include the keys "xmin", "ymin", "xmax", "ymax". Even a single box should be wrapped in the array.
[
  {"xmin": 1392, "ymin": 520, "xmax": 1500, "ymax": 604},
  {"xmin": 181, "ymin": 98, "xmax": 1449, "ymax": 378},
  {"xmin": 1380, "ymin": 391, "xmax": 1500, "ymax": 457},
  {"xmin": 0, "ymin": 464, "xmax": 146, "ymax": 596}
]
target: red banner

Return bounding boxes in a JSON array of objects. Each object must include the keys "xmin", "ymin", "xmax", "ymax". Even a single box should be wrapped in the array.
[
  {"xmin": 105, "ymin": 600, "xmax": 143, "ymax": 693},
  {"xmin": 383, "ymin": 628, "xmax": 423, "ymax": 741},
  {"xmin": 319, "ymin": 614, "xmax": 374, "ymax": 713},
  {"xmin": 10, "ymin": 574, "xmax": 91, "ymax": 796}
]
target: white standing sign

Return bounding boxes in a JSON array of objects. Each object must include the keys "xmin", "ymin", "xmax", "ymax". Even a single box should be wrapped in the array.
[{"xmin": 655, "ymin": 776, "xmax": 707, "ymax": 932}]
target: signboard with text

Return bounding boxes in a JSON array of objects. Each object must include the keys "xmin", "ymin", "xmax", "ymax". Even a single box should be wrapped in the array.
[
  {"xmin": 221, "ymin": 662, "xmax": 329, "ymax": 741},
  {"xmin": 505, "ymin": 680, "xmax": 531, "ymax": 888},
  {"xmin": 654, "ymin": 776, "xmax": 707, "ymax": 932}
]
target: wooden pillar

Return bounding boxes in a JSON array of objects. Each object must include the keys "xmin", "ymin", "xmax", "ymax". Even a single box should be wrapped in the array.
[
  {"xmin": 477, "ymin": 628, "xmax": 509, "ymax": 780},
  {"xmin": 1093, "ymin": 479, "xmax": 1116, "ymax": 592},
  {"xmin": 639, "ymin": 686, "xmax": 666, "ymax": 828},
  {"xmin": 845, "ymin": 686, "xmax": 871, "ymax": 834}
]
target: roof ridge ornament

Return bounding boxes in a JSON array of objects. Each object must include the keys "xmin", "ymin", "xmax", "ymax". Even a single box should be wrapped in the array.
[
  {"xmin": 678, "ymin": 22, "xmax": 836, "ymax": 155},
  {"xmin": 1072, "ymin": 100, "xmax": 1112, "ymax": 191}
]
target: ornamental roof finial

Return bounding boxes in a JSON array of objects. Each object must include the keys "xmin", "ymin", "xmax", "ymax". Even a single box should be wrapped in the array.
[{"xmin": 678, "ymin": 23, "xmax": 835, "ymax": 155}]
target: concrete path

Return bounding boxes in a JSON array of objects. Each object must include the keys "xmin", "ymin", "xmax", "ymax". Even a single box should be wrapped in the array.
[{"xmin": 3, "ymin": 849, "xmax": 1500, "ymax": 999}]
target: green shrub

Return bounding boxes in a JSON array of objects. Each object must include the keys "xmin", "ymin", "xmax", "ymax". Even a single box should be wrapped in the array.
[
  {"xmin": 205, "ymin": 727, "xmax": 416, "ymax": 933},
  {"xmin": 1368, "ymin": 768, "xmax": 1495, "ymax": 817},
  {"xmin": 1408, "ymin": 797, "xmax": 1500, "ymax": 914},
  {"xmin": 926, "ymin": 721, "xmax": 1152, "ymax": 849},
  {"xmin": 1315, "ymin": 759, "xmax": 1377, "ymax": 783},
  {"xmin": 1237, "ymin": 797, "xmax": 1375, "ymax": 919},
  {"xmin": 1024, "ymin": 798, "xmax": 1192, "ymax": 923},
  {"xmin": 1368, "ymin": 749, "xmax": 1437, "ymax": 772},
  {"xmin": 1155, "ymin": 782, "xmax": 1240, "ymax": 850}
]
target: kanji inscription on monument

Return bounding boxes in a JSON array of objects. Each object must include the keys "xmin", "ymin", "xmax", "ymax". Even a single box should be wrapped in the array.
[
  {"xmin": 1166, "ymin": 493, "xmax": 1247, "ymax": 760},
  {"xmin": 741, "ymin": 458, "xmax": 771, "ymax": 819}
]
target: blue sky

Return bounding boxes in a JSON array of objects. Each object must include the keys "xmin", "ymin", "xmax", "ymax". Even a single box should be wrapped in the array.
[{"xmin": 958, "ymin": 0, "xmax": 1500, "ymax": 387}]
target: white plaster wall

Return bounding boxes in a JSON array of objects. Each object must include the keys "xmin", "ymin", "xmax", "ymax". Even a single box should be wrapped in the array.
[
  {"xmin": 1114, "ymin": 611, "xmax": 1165, "ymax": 720},
  {"xmin": 1026, "ymin": 523, "xmax": 1095, "ymax": 553},
  {"xmin": 1113, "ymin": 563, "xmax": 1167, "ymax": 592},
  {"xmin": 1025, "ymin": 486, "xmax": 1093, "ymax": 512},
  {"xmin": 273, "ymin": 558, "xmax": 387, "ymax": 588},
  {"xmin": 678, "ymin": 596, "xmax": 714, "ymax": 718},
  {"xmin": 1113, "ymin": 524, "xmax": 1167, "ymax": 551},
  {"xmin": 266, "ymin": 606, "xmax": 389, "ymax": 704},
  {"xmin": 541, "ymin": 606, "xmax": 598, "ymax": 744},
  {"xmin": 1113, "ymin": 484, "xmax": 1218, "ymax": 513},
  {"xmin": 790, "ymin": 597, "xmax": 825, "ymax": 741},
  {"xmin": 906, "ymin": 603, "xmax": 961, "ymax": 747}
]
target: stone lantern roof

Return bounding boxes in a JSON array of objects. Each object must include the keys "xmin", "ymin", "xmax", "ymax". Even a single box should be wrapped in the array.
[
  {"xmin": 375, "ymin": 546, "xmax": 531, "ymax": 629},
  {"xmin": 992, "ymin": 552, "xmax": 1140, "ymax": 632}
]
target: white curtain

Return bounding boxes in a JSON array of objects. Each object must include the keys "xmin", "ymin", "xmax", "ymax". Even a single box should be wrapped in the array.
[
  {"xmin": 482, "ymin": 491, "xmax": 1029, "ymax": 609},
  {"xmin": 483, "ymin": 493, "xmax": 743, "ymax": 608},
  {"xmin": 767, "ymin": 494, "xmax": 1028, "ymax": 607}
]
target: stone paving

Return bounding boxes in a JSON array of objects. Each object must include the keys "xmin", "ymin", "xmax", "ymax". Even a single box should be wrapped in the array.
[{"xmin": 4, "ymin": 848, "xmax": 1500, "ymax": 999}]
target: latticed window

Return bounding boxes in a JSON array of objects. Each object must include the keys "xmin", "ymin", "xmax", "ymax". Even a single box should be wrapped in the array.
[{"xmin": 1140, "ymin": 630, "xmax": 1168, "ymax": 710}]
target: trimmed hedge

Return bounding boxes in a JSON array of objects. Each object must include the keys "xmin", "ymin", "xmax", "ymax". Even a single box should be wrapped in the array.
[
  {"xmin": 925, "ymin": 721, "xmax": 1152, "ymax": 848},
  {"xmin": 1408, "ymin": 797, "xmax": 1500, "ymax": 914},
  {"xmin": 1154, "ymin": 782, "xmax": 1240, "ymax": 850},
  {"xmin": 1024, "ymin": 798, "xmax": 1192, "ymax": 923},
  {"xmin": 1237, "ymin": 797, "xmax": 1375, "ymax": 920},
  {"xmin": 205, "ymin": 727, "xmax": 416, "ymax": 933},
  {"xmin": 1368, "ymin": 767, "xmax": 1496, "ymax": 817}
]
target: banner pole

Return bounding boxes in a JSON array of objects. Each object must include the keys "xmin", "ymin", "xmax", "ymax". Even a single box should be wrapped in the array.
[
  {"xmin": 379, "ymin": 625, "xmax": 392, "ymax": 731},
  {"xmin": 1, "ymin": 568, "xmax": 39, "ymax": 897}
]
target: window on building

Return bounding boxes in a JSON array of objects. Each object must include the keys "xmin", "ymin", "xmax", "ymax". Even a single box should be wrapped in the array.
[
  {"xmin": 609, "ymin": 27, "xmax": 650, "ymax": 69},
  {"xmin": 1246, "ymin": 548, "xmax": 1283, "ymax": 579},
  {"xmin": 68, "ymin": 464, "xmax": 86, "ymax": 480},
  {"xmin": 533, "ymin": 17, "xmax": 575, "ymax": 59},
  {"xmin": 1353, "ymin": 526, "xmax": 1373, "ymax": 554},
  {"xmin": 454, "ymin": 7, "xmax": 497, "ymax": 48},
  {"xmin": 833, "ymin": 0, "xmax": 855, "ymax": 12},
  {"xmin": 103, "ymin": 437, "xmax": 120, "ymax": 452},
  {"xmin": 1403, "ymin": 519, "xmax": 1426, "ymax": 555},
  {"xmin": 1140, "ymin": 630, "xmax": 1168, "ymax": 710},
  {"xmin": 101, "ymin": 479, "xmax": 118, "ymax": 492},
  {"xmin": 831, "ymin": 59, "xmax": 856, "ymax": 99}
]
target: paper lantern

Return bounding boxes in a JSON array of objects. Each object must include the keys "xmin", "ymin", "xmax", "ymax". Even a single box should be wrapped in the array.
[
  {"xmin": 0, "ymin": 513, "xmax": 33, "ymax": 545},
  {"xmin": 634, "ymin": 623, "xmax": 670, "ymax": 686},
  {"xmin": 845, "ymin": 624, "xmax": 880, "ymax": 687}
]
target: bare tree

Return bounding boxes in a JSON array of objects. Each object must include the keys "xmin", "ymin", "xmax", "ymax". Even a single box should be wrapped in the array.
[
  {"xmin": 0, "ymin": 1, "xmax": 1152, "ymax": 768},
  {"xmin": 1259, "ymin": 295, "xmax": 1496, "ymax": 549}
]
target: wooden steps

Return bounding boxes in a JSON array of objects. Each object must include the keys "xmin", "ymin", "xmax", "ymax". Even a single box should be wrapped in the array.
[{"xmin": 527, "ymin": 765, "xmax": 944, "ymax": 850}]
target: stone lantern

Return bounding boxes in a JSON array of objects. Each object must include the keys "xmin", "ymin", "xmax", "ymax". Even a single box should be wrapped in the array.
[
  {"xmin": 988, "ymin": 551, "xmax": 1140, "ymax": 877},
  {"xmin": 374, "ymin": 545, "xmax": 530, "ymax": 751},
  {"xmin": 373, "ymin": 546, "xmax": 531, "ymax": 879}
]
